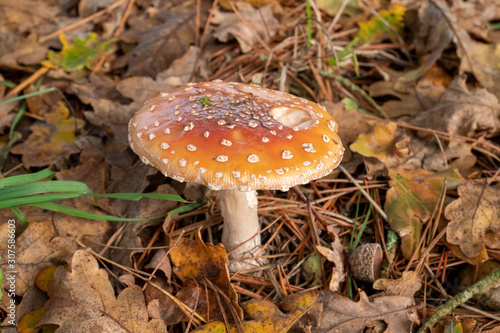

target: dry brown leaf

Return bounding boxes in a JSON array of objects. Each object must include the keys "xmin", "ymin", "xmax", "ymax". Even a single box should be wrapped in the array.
[
  {"xmin": 412, "ymin": 77, "xmax": 500, "ymax": 148},
  {"xmin": 369, "ymin": 67, "xmax": 450, "ymax": 119},
  {"xmin": 169, "ymin": 231, "xmax": 241, "ymax": 322},
  {"xmin": 316, "ymin": 229, "xmax": 345, "ymax": 292},
  {"xmin": 121, "ymin": 11, "xmax": 197, "ymax": 76},
  {"xmin": 373, "ymin": 271, "xmax": 421, "ymax": 304},
  {"xmin": 37, "ymin": 250, "xmax": 167, "ymax": 332},
  {"xmin": 0, "ymin": 221, "xmax": 75, "ymax": 298},
  {"xmin": 404, "ymin": 1, "xmax": 454, "ymax": 82},
  {"xmin": 212, "ymin": 3, "xmax": 278, "ymax": 53},
  {"xmin": 458, "ymin": 260, "xmax": 500, "ymax": 311},
  {"xmin": 10, "ymin": 102, "xmax": 85, "ymax": 169},
  {"xmin": 446, "ymin": 182, "xmax": 500, "ymax": 258},
  {"xmin": 0, "ymin": 287, "xmax": 47, "ymax": 332},
  {"xmin": 350, "ymin": 122, "xmax": 411, "ymax": 173},
  {"xmin": 323, "ymin": 101, "xmax": 370, "ymax": 165},
  {"xmin": 311, "ymin": 291, "xmax": 420, "ymax": 332},
  {"xmin": 194, "ymin": 291, "xmax": 319, "ymax": 332}
]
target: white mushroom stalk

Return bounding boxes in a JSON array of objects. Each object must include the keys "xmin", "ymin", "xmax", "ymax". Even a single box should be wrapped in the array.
[
  {"xmin": 128, "ymin": 80, "xmax": 344, "ymax": 272},
  {"xmin": 219, "ymin": 190, "xmax": 261, "ymax": 270}
]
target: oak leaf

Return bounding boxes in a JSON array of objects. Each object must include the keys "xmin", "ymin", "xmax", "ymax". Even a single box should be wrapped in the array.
[
  {"xmin": 37, "ymin": 250, "xmax": 166, "ymax": 332},
  {"xmin": 316, "ymin": 230, "xmax": 345, "ymax": 292},
  {"xmin": 0, "ymin": 221, "xmax": 74, "ymax": 297},
  {"xmin": 350, "ymin": 122, "xmax": 410, "ymax": 169},
  {"xmin": 385, "ymin": 167, "xmax": 464, "ymax": 259},
  {"xmin": 193, "ymin": 294, "xmax": 317, "ymax": 333},
  {"xmin": 212, "ymin": 3, "xmax": 278, "ymax": 53},
  {"xmin": 169, "ymin": 231, "xmax": 240, "ymax": 322},
  {"xmin": 311, "ymin": 291, "xmax": 419, "ymax": 332},
  {"xmin": 10, "ymin": 102, "xmax": 84, "ymax": 169},
  {"xmin": 446, "ymin": 182, "xmax": 500, "ymax": 258},
  {"xmin": 373, "ymin": 271, "xmax": 421, "ymax": 304}
]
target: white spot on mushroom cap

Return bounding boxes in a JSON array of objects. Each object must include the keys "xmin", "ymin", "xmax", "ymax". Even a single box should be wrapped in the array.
[
  {"xmin": 150, "ymin": 105, "xmax": 156, "ymax": 112},
  {"xmin": 161, "ymin": 92, "xmax": 169, "ymax": 97},
  {"xmin": 162, "ymin": 159, "xmax": 169, "ymax": 164},
  {"xmin": 248, "ymin": 120, "xmax": 258, "ymax": 128},
  {"xmin": 198, "ymin": 167, "xmax": 207, "ymax": 173},
  {"xmin": 276, "ymin": 168, "xmax": 284, "ymax": 175},
  {"xmin": 184, "ymin": 123, "xmax": 194, "ymax": 131},
  {"xmin": 262, "ymin": 137, "xmax": 269, "ymax": 142},
  {"xmin": 154, "ymin": 121, "xmax": 160, "ymax": 127},
  {"xmin": 187, "ymin": 144, "xmax": 197, "ymax": 151},
  {"xmin": 164, "ymin": 128, "xmax": 170, "ymax": 134},
  {"xmin": 328, "ymin": 120, "xmax": 336, "ymax": 131},
  {"xmin": 179, "ymin": 159, "xmax": 187, "ymax": 167},
  {"xmin": 303, "ymin": 161, "xmax": 311, "ymax": 166},
  {"xmin": 172, "ymin": 175, "xmax": 185, "ymax": 182},
  {"xmin": 218, "ymin": 120, "xmax": 226, "ymax": 125},
  {"xmin": 317, "ymin": 161, "xmax": 324, "ymax": 169},
  {"xmin": 323, "ymin": 135, "xmax": 330, "ymax": 142},
  {"xmin": 204, "ymin": 131, "xmax": 210, "ymax": 137},
  {"xmin": 215, "ymin": 172, "xmax": 223, "ymax": 178},
  {"xmin": 221, "ymin": 139, "xmax": 232, "ymax": 146},
  {"xmin": 161, "ymin": 143, "xmax": 169, "ymax": 150},
  {"xmin": 282, "ymin": 151, "xmax": 293, "ymax": 159},
  {"xmin": 303, "ymin": 143, "xmax": 316, "ymax": 153},
  {"xmin": 149, "ymin": 133, "xmax": 156, "ymax": 140},
  {"xmin": 132, "ymin": 122, "xmax": 138, "ymax": 127},
  {"xmin": 233, "ymin": 171, "xmax": 241, "ymax": 178},
  {"xmin": 137, "ymin": 133, "xmax": 143, "ymax": 139},
  {"xmin": 141, "ymin": 156, "xmax": 150, "ymax": 165},
  {"xmin": 247, "ymin": 154, "xmax": 260, "ymax": 163},
  {"xmin": 217, "ymin": 155, "xmax": 228, "ymax": 162}
]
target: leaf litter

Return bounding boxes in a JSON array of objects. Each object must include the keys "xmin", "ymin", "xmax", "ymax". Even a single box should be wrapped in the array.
[{"xmin": 0, "ymin": 0, "xmax": 500, "ymax": 332}]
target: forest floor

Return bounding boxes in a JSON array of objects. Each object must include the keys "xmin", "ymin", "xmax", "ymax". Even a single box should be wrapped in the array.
[{"xmin": 0, "ymin": 0, "xmax": 500, "ymax": 332}]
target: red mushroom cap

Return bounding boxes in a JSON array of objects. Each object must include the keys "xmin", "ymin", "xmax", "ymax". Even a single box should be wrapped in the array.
[{"xmin": 128, "ymin": 81, "xmax": 344, "ymax": 191}]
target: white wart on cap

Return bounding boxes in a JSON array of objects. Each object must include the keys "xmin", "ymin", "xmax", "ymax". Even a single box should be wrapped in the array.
[{"xmin": 128, "ymin": 81, "xmax": 344, "ymax": 191}]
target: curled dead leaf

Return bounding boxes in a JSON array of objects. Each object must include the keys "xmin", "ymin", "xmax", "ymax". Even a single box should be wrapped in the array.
[{"xmin": 446, "ymin": 182, "xmax": 500, "ymax": 258}]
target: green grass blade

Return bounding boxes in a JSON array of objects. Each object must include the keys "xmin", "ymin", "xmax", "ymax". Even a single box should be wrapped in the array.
[
  {"xmin": 0, "ymin": 181, "xmax": 93, "ymax": 200},
  {"xmin": 0, "ymin": 169, "xmax": 54, "ymax": 188},
  {"xmin": 9, "ymin": 102, "xmax": 27, "ymax": 140},
  {"xmin": 0, "ymin": 192, "xmax": 85, "ymax": 209},
  {"xmin": 10, "ymin": 207, "xmax": 29, "ymax": 227},
  {"xmin": 30, "ymin": 201, "xmax": 203, "ymax": 221},
  {"xmin": 0, "ymin": 87, "xmax": 55, "ymax": 106},
  {"xmin": 93, "ymin": 192, "xmax": 186, "ymax": 202},
  {"xmin": 167, "ymin": 201, "xmax": 205, "ymax": 215}
]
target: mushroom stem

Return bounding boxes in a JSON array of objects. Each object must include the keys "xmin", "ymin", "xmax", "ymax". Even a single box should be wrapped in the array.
[{"xmin": 219, "ymin": 189, "xmax": 262, "ymax": 271}]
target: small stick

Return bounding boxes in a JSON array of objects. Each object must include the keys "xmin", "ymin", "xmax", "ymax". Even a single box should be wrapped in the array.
[
  {"xmin": 7, "ymin": 67, "xmax": 49, "ymax": 96},
  {"xmin": 418, "ymin": 269, "xmax": 500, "ymax": 332},
  {"xmin": 39, "ymin": 0, "xmax": 126, "ymax": 43},
  {"xmin": 339, "ymin": 166, "xmax": 388, "ymax": 221}
]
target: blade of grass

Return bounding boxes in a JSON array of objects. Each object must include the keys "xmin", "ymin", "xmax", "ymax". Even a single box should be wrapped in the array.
[
  {"xmin": 0, "ymin": 192, "xmax": 86, "ymax": 209},
  {"xmin": 305, "ymin": 0, "xmax": 313, "ymax": 48},
  {"xmin": 0, "ymin": 169, "xmax": 55, "ymax": 188},
  {"xmin": 0, "ymin": 87, "xmax": 55, "ymax": 106},
  {"xmin": 0, "ymin": 181, "xmax": 93, "ymax": 200},
  {"xmin": 31, "ymin": 201, "xmax": 204, "ymax": 222},
  {"xmin": 93, "ymin": 192, "xmax": 186, "ymax": 202},
  {"xmin": 10, "ymin": 207, "xmax": 29, "ymax": 226},
  {"xmin": 350, "ymin": 203, "xmax": 372, "ymax": 252}
]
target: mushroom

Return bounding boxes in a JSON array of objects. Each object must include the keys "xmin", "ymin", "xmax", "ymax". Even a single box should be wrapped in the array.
[
  {"xmin": 128, "ymin": 81, "xmax": 344, "ymax": 270},
  {"xmin": 348, "ymin": 243, "xmax": 383, "ymax": 283}
]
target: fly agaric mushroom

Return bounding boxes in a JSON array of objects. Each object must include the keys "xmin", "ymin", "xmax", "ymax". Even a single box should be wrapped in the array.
[{"xmin": 128, "ymin": 81, "xmax": 344, "ymax": 270}]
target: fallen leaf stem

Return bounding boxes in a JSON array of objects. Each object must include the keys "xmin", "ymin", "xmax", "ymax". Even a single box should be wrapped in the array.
[{"xmin": 418, "ymin": 269, "xmax": 500, "ymax": 332}]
